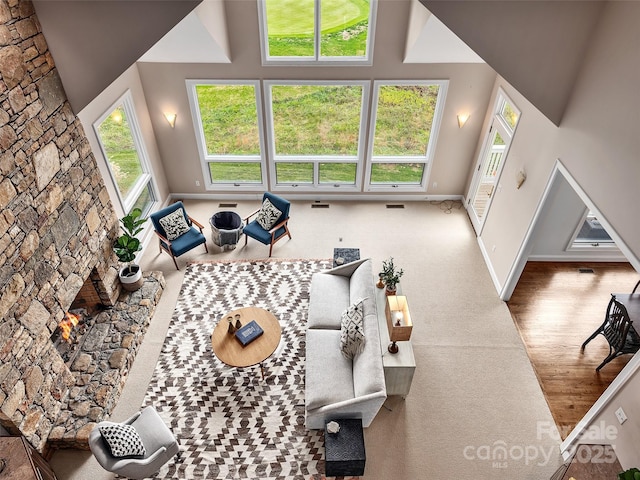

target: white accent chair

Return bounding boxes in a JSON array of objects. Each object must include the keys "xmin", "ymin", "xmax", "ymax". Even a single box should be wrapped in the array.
[{"xmin": 89, "ymin": 406, "xmax": 179, "ymax": 479}]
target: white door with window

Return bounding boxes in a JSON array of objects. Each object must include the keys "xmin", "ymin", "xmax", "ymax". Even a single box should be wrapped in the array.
[{"xmin": 467, "ymin": 89, "xmax": 520, "ymax": 234}]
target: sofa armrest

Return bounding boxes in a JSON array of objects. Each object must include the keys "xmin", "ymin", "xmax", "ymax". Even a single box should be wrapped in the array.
[
  {"xmin": 306, "ymin": 389, "xmax": 387, "ymax": 429},
  {"xmin": 322, "ymin": 258, "xmax": 370, "ymax": 278}
]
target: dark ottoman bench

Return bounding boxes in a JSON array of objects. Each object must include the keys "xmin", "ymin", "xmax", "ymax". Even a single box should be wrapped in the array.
[{"xmin": 324, "ymin": 418, "xmax": 366, "ymax": 477}]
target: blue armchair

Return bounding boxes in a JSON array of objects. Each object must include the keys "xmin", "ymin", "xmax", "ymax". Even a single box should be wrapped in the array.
[
  {"xmin": 243, "ymin": 192, "xmax": 292, "ymax": 256},
  {"xmin": 149, "ymin": 201, "xmax": 208, "ymax": 269}
]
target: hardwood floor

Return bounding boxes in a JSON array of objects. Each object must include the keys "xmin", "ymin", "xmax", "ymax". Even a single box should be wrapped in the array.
[{"xmin": 507, "ymin": 261, "xmax": 639, "ymax": 439}]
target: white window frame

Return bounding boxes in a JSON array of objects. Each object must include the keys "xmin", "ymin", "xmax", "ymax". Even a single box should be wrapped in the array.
[
  {"xmin": 257, "ymin": 0, "xmax": 377, "ymax": 66},
  {"xmin": 495, "ymin": 88, "xmax": 521, "ymax": 135},
  {"xmin": 93, "ymin": 90, "xmax": 157, "ymax": 216},
  {"xmin": 264, "ymin": 80, "xmax": 369, "ymax": 192},
  {"xmin": 186, "ymin": 80, "xmax": 267, "ymax": 191},
  {"xmin": 567, "ymin": 209, "xmax": 618, "ymax": 251},
  {"xmin": 365, "ymin": 80, "xmax": 449, "ymax": 192}
]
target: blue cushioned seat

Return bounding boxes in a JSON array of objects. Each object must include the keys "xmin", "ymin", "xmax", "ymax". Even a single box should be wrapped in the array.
[
  {"xmin": 149, "ymin": 201, "xmax": 208, "ymax": 269},
  {"xmin": 243, "ymin": 192, "xmax": 292, "ymax": 257}
]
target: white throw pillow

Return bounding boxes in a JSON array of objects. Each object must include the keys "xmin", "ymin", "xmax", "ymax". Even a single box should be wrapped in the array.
[
  {"xmin": 159, "ymin": 209, "xmax": 191, "ymax": 240},
  {"xmin": 340, "ymin": 298, "xmax": 366, "ymax": 359},
  {"xmin": 99, "ymin": 424, "xmax": 146, "ymax": 458},
  {"xmin": 256, "ymin": 198, "xmax": 282, "ymax": 230}
]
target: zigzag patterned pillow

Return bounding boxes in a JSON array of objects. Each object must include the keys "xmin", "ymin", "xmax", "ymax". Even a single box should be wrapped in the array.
[
  {"xmin": 99, "ymin": 423, "xmax": 146, "ymax": 458},
  {"xmin": 340, "ymin": 298, "xmax": 366, "ymax": 359},
  {"xmin": 256, "ymin": 198, "xmax": 282, "ymax": 230},
  {"xmin": 159, "ymin": 209, "xmax": 191, "ymax": 241}
]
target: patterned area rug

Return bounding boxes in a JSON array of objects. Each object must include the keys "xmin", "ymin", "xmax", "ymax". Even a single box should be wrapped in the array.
[{"xmin": 142, "ymin": 259, "xmax": 333, "ymax": 480}]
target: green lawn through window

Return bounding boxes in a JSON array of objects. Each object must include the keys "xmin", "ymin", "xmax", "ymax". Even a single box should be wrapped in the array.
[
  {"xmin": 265, "ymin": 0, "xmax": 370, "ymax": 57},
  {"xmin": 196, "ymin": 81, "xmax": 440, "ymax": 185}
]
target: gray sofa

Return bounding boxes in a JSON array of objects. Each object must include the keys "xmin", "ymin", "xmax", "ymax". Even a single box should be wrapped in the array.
[{"xmin": 305, "ymin": 258, "xmax": 387, "ymax": 429}]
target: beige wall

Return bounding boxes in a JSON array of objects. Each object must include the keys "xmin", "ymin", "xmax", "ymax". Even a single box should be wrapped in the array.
[
  {"xmin": 555, "ymin": 1, "xmax": 640, "ymax": 260},
  {"xmin": 581, "ymin": 361, "xmax": 640, "ymax": 468},
  {"xmin": 471, "ymin": 77, "xmax": 560, "ymax": 286},
  {"xmin": 470, "ymin": 1, "xmax": 640, "ymax": 468},
  {"xmin": 423, "ymin": 0, "xmax": 605, "ymax": 125},
  {"xmin": 476, "ymin": 0, "xmax": 640, "ymax": 291},
  {"xmin": 134, "ymin": 0, "xmax": 496, "ymax": 197},
  {"xmin": 33, "ymin": 0, "xmax": 199, "ymax": 112}
]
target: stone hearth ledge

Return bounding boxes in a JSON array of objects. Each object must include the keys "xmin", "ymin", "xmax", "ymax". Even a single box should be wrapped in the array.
[{"xmin": 47, "ymin": 272, "xmax": 165, "ymax": 450}]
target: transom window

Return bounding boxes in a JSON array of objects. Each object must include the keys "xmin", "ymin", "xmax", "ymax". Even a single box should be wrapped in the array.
[
  {"xmin": 187, "ymin": 81, "xmax": 266, "ymax": 189},
  {"xmin": 497, "ymin": 93, "xmax": 520, "ymax": 132},
  {"xmin": 94, "ymin": 91, "xmax": 156, "ymax": 216},
  {"xmin": 367, "ymin": 81, "xmax": 448, "ymax": 189},
  {"xmin": 258, "ymin": 0, "xmax": 376, "ymax": 65}
]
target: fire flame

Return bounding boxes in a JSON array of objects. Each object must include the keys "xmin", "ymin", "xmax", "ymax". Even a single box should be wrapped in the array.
[{"xmin": 59, "ymin": 312, "xmax": 80, "ymax": 342}]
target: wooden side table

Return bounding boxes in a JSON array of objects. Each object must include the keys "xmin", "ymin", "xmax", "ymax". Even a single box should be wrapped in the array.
[
  {"xmin": 211, "ymin": 306, "xmax": 281, "ymax": 378},
  {"xmin": 0, "ymin": 436, "xmax": 58, "ymax": 480},
  {"xmin": 375, "ymin": 286, "xmax": 416, "ymax": 397}
]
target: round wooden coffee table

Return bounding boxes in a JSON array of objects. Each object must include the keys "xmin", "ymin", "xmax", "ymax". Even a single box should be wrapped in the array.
[{"xmin": 211, "ymin": 306, "xmax": 281, "ymax": 378}]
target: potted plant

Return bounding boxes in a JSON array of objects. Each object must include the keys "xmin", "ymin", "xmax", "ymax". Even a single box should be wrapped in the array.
[
  {"xmin": 619, "ymin": 468, "xmax": 640, "ymax": 480},
  {"xmin": 380, "ymin": 257, "xmax": 404, "ymax": 296},
  {"xmin": 114, "ymin": 208, "xmax": 146, "ymax": 291}
]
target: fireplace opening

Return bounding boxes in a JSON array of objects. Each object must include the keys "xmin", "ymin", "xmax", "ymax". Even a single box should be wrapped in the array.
[
  {"xmin": 51, "ymin": 273, "xmax": 112, "ymax": 366},
  {"xmin": 50, "ymin": 308, "xmax": 94, "ymax": 365},
  {"xmin": 70, "ymin": 274, "xmax": 110, "ymax": 316}
]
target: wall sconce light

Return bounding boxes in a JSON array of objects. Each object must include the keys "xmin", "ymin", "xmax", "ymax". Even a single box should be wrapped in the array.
[
  {"xmin": 164, "ymin": 113, "xmax": 177, "ymax": 128},
  {"xmin": 385, "ymin": 295, "xmax": 413, "ymax": 354},
  {"xmin": 516, "ymin": 170, "xmax": 527, "ymax": 189},
  {"xmin": 457, "ymin": 113, "xmax": 470, "ymax": 128}
]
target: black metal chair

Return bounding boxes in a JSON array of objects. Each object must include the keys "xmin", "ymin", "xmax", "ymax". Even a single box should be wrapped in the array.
[
  {"xmin": 581, "ymin": 294, "xmax": 640, "ymax": 371},
  {"xmin": 632, "ymin": 279, "xmax": 640, "ymax": 294}
]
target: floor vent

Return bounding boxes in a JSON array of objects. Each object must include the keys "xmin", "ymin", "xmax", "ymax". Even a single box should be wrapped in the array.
[
  {"xmin": 311, "ymin": 203, "xmax": 330, "ymax": 208},
  {"xmin": 386, "ymin": 204, "xmax": 405, "ymax": 209},
  {"xmin": 218, "ymin": 203, "xmax": 238, "ymax": 208},
  {"xmin": 579, "ymin": 268, "xmax": 595, "ymax": 274}
]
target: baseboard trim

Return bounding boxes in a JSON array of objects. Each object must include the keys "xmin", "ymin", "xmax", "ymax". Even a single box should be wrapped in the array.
[
  {"xmin": 477, "ymin": 237, "xmax": 503, "ymax": 295},
  {"xmin": 169, "ymin": 192, "xmax": 464, "ymax": 202}
]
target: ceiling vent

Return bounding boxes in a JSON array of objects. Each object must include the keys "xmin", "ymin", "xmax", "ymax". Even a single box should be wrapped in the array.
[
  {"xmin": 386, "ymin": 204, "xmax": 405, "ymax": 209},
  {"xmin": 311, "ymin": 203, "xmax": 330, "ymax": 208},
  {"xmin": 219, "ymin": 203, "xmax": 238, "ymax": 208}
]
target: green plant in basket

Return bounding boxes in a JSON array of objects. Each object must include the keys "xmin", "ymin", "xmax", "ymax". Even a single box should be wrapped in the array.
[{"xmin": 114, "ymin": 208, "xmax": 145, "ymax": 277}]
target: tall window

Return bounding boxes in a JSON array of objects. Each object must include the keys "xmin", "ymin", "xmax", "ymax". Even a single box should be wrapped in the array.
[
  {"xmin": 265, "ymin": 81, "xmax": 368, "ymax": 189},
  {"xmin": 259, "ymin": 0, "xmax": 376, "ymax": 64},
  {"xmin": 187, "ymin": 81, "xmax": 266, "ymax": 189},
  {"xmin": 95, "ymin": 92, "xmax": 156, "ymax": 215},
  {"xmin": 367, "ymin": 81, "xmax": 448, "ymax": 189}
]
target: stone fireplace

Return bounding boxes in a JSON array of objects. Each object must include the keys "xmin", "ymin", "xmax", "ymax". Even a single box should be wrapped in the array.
[{"xmin": 0, "ymin": 0, "xmax": 163, "ymax": 454}]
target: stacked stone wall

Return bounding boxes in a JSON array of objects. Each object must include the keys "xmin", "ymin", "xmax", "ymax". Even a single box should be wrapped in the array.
[{"xmin": 0, "ymin": 0, "xmax": 122, "ymax": 452}]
